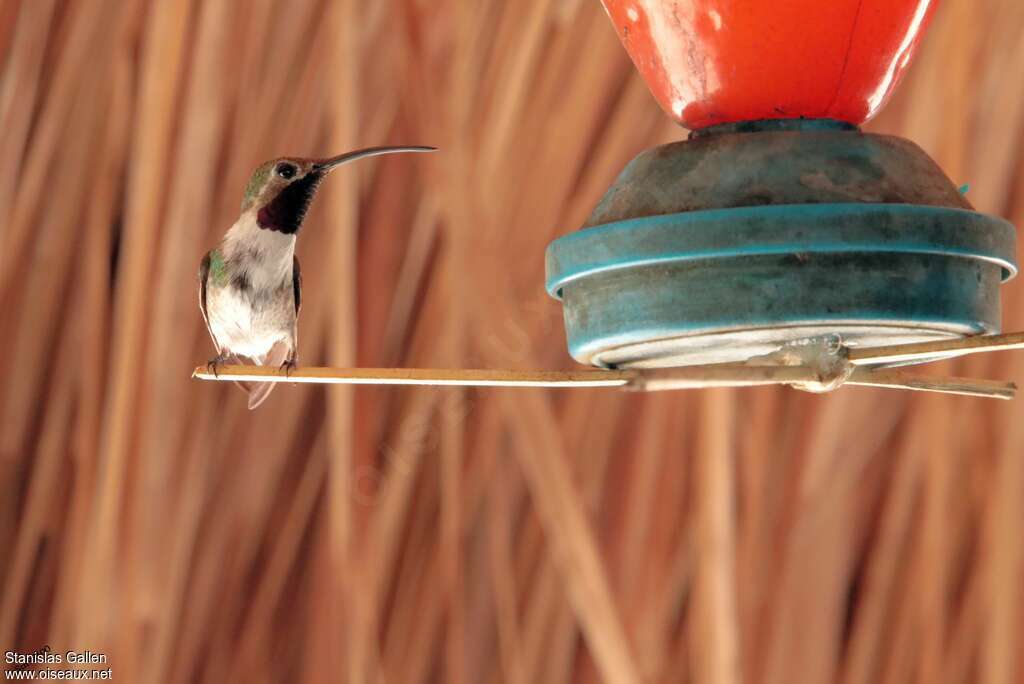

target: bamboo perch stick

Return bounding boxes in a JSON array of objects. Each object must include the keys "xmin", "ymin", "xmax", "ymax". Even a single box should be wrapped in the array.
[
  {"xmin": 194, "ymin": 331, "xmax": 1024, "ymax": 387},
  {"xmin": 190, "ymin": 364, "xmax": 825, "ymax": 389},
  {"xmin": 191, "ymin": 363, "xmax": 1017, "ymax": 399},
  {"xmin": 628, "ymin": 365, "xmax": 817, "ymax": 391},
  {"xmin": 846, "ymin": 368, "xmax": 1017, "ymax": 400},
  {"xmin": 847, "ymin": 332, "xmax": 1024, "ymax": 366},
  {"xmin": 192, "ymin": 364, "xmax": 634, "ymax": 387},
  {"xmin": 636, "ymin": 366, "xmax": 1016, "ymax": 399}
]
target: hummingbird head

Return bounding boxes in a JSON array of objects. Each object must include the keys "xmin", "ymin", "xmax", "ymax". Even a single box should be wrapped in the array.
[{"xmin": 240, "ymin": 146, "xmax": 436, "ymax": 235}]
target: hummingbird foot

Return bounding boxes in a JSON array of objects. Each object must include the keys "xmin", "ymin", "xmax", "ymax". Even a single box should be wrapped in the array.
[{"xmin": 206, "ymin": 352, "xmax": 233, "ymax": 378}]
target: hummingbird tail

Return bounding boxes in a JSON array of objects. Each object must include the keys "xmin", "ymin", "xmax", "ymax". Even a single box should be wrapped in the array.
[
  {"xmin": 246, "ymin": 341, "xmax": 290, "ymax": 410},
  {"xmin": 247, "ymin": 381, "xmax": 276, "ymax": 410}
]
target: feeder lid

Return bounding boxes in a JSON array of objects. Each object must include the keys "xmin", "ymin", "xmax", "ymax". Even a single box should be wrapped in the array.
[
  {"xmin": 546, "ymin": 122, "xmax": 1018, "ymax": 368},
  {"xmin": 583, "ymin": 120, "xmax": 971, "ymax": 226}
]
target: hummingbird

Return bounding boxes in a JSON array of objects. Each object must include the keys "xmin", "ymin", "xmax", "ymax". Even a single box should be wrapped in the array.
[{"xmin": 199, "ymin": 145, "xmax": 435, "ymax": 409}]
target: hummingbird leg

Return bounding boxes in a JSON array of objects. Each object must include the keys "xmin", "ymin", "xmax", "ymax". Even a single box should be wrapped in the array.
[
  {"xmin": 281, "ymin": 351, "xmax": 298, "ymax": 378},
  {"xmin": 282, "ymin": 325, "xmax": 299, "ymax": 378},
  {"xmin": 206, "ymin": 351, "xmax": 233, "ymax": 378}
]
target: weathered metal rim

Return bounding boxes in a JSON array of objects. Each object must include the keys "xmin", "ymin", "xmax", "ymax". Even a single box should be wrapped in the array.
[
  {"xmin": 574, "ymin": 320, "xmax": 983, "ymax": 368},
  {"xmin": 687, "ymin": 117, "xmax": 859, "ymax": 138},
  {"xmin": 546, "ymin": 203, "xmax": 1018, "ymax": 298}
]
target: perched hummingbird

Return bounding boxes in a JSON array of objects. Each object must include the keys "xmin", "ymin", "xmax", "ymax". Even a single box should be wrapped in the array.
[{"xmin": 199, "ymin": 146, "xmax": 435, "ymax": 409}]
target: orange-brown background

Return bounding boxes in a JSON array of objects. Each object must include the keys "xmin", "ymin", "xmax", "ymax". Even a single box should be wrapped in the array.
[{"xmin": 1, "ymin": 1, "xmax": 1023, "ymax": 682}]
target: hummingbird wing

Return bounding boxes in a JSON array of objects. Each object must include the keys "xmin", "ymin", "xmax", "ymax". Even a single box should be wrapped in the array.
[
  {"xmin": 292, "ymin": 254, "xmax": 301, "ymax": 314},
  {"xmin": 198, "ymin": 251, "xmax": 221, "ymax": 353}
]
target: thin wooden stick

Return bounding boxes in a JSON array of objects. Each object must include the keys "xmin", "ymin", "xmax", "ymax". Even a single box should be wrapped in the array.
[
  {"xmin": 846, "ymin": 368, "xmax": 1017, "ymax": 400},
  {"xmin": 193, "ymin": 364, "xmax": 634, "ymax": 387},
  {"xmin": 848, "ymin": 332, "xmax": 1024, "ymax": 366},
  {"xmin": 193, "ymin": 362, "xmax": 1017, "ymax": 399},
  {"xmin": 629, "ymin": 365, "xmax": 818, "ymax": 391},
  {"xmin": 191, "ymin": 363, "xmax": 824, "ymax": 391}
]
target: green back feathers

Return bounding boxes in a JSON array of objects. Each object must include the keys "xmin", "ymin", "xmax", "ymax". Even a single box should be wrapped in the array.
[
  {"xmin": 241, "ymin": 161, "xmax": 275, "ymax": 211},
  {"xmin": 208, "ymin": 249, "xmax": 228, "ymax": 286}
]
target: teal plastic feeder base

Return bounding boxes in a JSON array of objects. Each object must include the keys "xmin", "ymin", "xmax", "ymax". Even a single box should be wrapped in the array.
[{"xmin": 545, "ymin": 120, "xmax": 1018, "ymax": 368}]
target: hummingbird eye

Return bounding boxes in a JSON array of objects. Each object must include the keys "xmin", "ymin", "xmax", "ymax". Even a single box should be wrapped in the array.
[{"xmin": 275, "ymin": 163, "xmax": 297, "ymax": 179}]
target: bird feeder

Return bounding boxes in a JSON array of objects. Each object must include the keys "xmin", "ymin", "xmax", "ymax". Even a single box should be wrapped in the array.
[{"xmin": 545, "ymin": 0, "xmax": 1018, "ymax": 369}]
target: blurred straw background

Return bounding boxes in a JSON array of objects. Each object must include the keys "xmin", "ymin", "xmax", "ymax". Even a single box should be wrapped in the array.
[{"xmin": 2, "ymin": 0, "xmax": 1024, "ymax": 682}]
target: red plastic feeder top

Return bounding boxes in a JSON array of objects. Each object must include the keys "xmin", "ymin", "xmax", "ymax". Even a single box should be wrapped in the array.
[{"xmin": 601, "ymin": 0, "xmax": 939, "ymax": 130}]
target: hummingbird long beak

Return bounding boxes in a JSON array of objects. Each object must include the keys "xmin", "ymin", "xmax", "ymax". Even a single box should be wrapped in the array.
[{"xmin": 312, "ymin": 146, "xmax": 437, "ymax": 173}]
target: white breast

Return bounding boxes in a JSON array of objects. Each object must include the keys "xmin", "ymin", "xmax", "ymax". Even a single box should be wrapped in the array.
[
  {"xmin": 207, "ymin": 286, "xmax": 290, "ymax": 360},
  {"xmin": 209, "ymin": 214, "xmax": 298, "ymax": 361}
]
